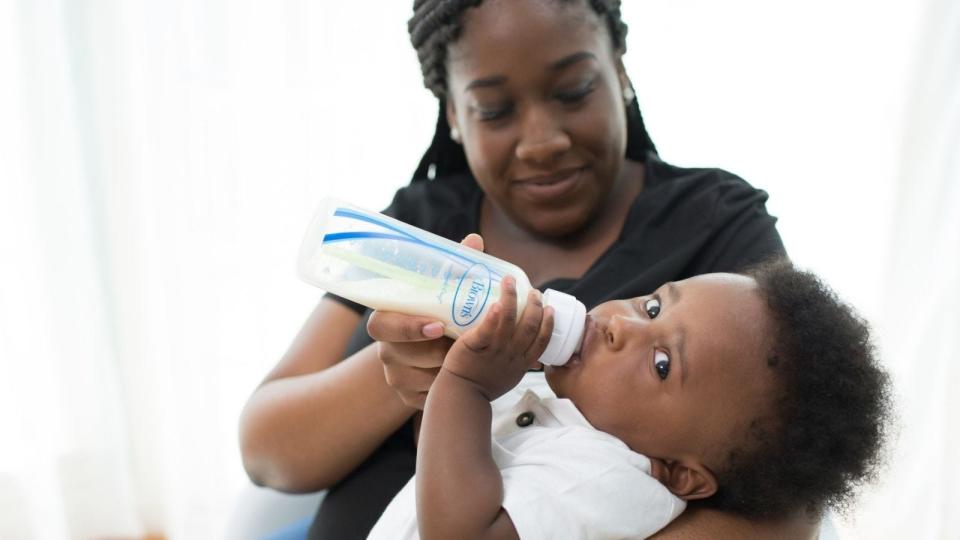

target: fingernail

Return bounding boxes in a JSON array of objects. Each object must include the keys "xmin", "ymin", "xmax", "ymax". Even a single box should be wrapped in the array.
[{"xmin": 422, "ymin": 322, "xmax": 444, "ymax": 338}]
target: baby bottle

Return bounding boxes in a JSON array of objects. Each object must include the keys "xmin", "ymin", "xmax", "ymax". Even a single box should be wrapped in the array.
[{"xmin": 297, "ymin": 198, "xmax": 585, "ymax": 366}]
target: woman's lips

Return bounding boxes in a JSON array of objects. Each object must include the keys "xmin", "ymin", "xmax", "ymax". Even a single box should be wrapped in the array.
[{"xmin": 513, "ymin": 167, "xmax": 586, "ymax": 200}]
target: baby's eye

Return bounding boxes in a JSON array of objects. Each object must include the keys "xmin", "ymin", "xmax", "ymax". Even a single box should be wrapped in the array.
[
  {"xmin": 644, "ymin": 297, "xmax": 661, "ymax": 319},
  {"xmin": 654, "ymin": 350, "xmax": 671, "ymax": 380}
]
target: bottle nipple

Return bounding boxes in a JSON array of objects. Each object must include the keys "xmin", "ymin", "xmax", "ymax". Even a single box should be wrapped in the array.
[{"xmin": 537, "ymin": 289, "xmax": 586, "ymax": 366}]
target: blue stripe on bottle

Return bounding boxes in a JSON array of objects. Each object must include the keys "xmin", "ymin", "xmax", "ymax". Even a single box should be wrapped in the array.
[
  {"xmin": 327, "ymin": 207, "xmax": 505, "ymax": 279},
  {"xmin": 333, "ymin": 209, "xmax": 420, "ymax": 242},
  {"xmin": 322, "ymin": 231, "xmax": 414, "ymax": 244}
]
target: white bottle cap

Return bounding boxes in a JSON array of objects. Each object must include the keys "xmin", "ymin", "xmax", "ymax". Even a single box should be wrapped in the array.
[{"xmin": 537, "ymin": 289, "xmax": 586, "ymax": 366}]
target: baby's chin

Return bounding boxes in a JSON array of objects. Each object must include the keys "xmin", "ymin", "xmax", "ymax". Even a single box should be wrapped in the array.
[
  {"xmin": 543, "ymin": 347, "xmax": 588, "ymax": 396},
  {"xmin": 542, "ymin": 364, "xmax": 568, "ymax": 398}
]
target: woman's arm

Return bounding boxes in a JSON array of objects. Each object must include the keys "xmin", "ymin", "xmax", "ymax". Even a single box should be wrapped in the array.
[
  {"xmin": 240, "ymin": 235, "xmax": 485, "ymax": 493},
  {"xmin": 651, "ymin": 507, "xmax": 820, "ymax": 540},
  {"xmin": 238, "ymin": 298, "xmax": 416, "ymax": 492}
]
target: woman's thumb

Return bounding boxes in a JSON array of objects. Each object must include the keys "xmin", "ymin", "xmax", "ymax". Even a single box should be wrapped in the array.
[{"xmin": 461, "ymin": 233, "xmax": 485, "ymax": 252}]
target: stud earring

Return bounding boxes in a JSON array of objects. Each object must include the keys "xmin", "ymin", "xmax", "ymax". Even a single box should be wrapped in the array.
[
  {"xmin": 623, "ymin": 86, "xmax": 635, "ymax": 104},
  {"xmin": 450, "ymin": 127, "xmax": 461, "ymax": 143}
]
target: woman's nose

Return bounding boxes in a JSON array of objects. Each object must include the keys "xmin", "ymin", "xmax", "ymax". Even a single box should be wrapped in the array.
[{"xmin": 514, "ymin": 106, "xmax": 571, "ymax": 164}]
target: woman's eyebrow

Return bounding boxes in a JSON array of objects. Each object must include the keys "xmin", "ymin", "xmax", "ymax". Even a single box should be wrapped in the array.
[
  {"xmin": 464, "ymin": 52, "xmax": 596, "ymax": 91},
  {"xmin": 465, "ymin": 75, "xmax": 507, "ymax": 91},
  {"xmin": 549, "ymin": 51, "xmax": 597, "ymax": 71}
]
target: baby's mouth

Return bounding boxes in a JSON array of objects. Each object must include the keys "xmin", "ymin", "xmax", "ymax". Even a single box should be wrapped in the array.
[{"xmin": 562, "ymin": 317, "xmax": 592, "ymax": 367}]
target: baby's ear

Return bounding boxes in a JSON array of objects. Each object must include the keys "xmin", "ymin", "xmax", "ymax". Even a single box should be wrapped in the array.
[{"xmin": 650, "ymin": 458, "xmax": 718, "ymax": 501}]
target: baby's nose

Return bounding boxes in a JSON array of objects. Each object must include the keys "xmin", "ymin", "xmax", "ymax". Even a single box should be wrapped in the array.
[{"xmin": 606, "ymin": 314, "xmax": 648, "ymax": 350}]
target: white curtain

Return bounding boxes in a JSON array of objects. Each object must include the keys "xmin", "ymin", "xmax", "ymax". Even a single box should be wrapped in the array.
[
  {"xmin": 836, "ymin": 0, "xmax": 960, "ymax": 537},
  {"xmin": 0, "ymin": 1, "xmax": 140, "ymax": 537},
  {"xmin": 1, "ymin": 1, "xmax": 956, "ymax": 538},
  {"xmin": 1, "ymin": 0, "xmax": 428, "ymax": 537}
]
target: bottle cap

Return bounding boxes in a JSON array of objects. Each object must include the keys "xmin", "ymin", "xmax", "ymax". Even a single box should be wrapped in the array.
[{"xmin": 537, "ymin": 289, "xmax": 586, "ymax": 366}]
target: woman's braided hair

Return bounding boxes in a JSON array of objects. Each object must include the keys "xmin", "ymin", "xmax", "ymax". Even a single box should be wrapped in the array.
[{"xmin": 407, "ymin": 0, "xmax": 656, "ymax": 181}]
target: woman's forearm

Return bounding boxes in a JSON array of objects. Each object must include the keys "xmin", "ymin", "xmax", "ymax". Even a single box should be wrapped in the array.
[
  {"xmin": 239, "ymin": 343, "xmax": 415, "ymax": 492},
  {"xmin": 416, "ymin": 370, "xmax": 517, "ymax": 540},
  {"xmin": 651, "ymin": 507, "xmax": 820, "ymax": 540}
]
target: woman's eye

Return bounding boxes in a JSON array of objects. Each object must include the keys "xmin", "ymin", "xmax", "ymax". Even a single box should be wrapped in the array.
[
  {"xmin": 654, "ymin": 350, "xmax": 671, "ymax": 380},
  {"xmin": 644, "ymin": 298, "xmax": 661, "ymax": 319},
  {"xmin": 555, "ymin": 84, "xmax": 594, "ymax": 104},
  {"xmin": 475, "ymin": 104, "xmax": 513, "ymax": 122}
]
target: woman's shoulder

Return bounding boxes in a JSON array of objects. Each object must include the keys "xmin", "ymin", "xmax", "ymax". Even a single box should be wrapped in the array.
[
  {"xmin": 644, "ymin": 153, "xmax": 766, "ymax": 199},
  {"xmin": 611, "ymin": 154, "xmax": 784, "ymax": 277},
  {"xmin": 634, "ymin": 154, "xmax": 772, "ymax": 226}
]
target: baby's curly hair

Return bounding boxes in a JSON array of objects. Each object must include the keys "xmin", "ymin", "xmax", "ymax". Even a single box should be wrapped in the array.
[{"xmin": 695, "ymin": 258, "xmax": 893, "ymax": 519}]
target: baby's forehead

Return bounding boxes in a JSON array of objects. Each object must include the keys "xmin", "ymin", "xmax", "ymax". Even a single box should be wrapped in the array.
[
  {"xmin": 636, "ymin": 273, "xmax": 759, "ymax": 303},
  {"xmin": 675, "ymin": 272, "xmax": 756, "ymax": 290},
  {"xmin": 657, "ymin": 273, "xmax": 771, "ymax": 363}
]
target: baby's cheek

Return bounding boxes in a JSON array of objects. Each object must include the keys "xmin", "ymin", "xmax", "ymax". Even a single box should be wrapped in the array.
[{"xmin": 543, "ymin": 368, "xmax": 566, "ymax": 397}]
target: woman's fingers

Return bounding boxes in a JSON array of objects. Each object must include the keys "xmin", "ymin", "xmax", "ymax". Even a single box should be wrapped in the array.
[
  {"xmin": 382, "ymin": 364, "xmax": 441, "ymax": 395},
  {"xmin": 460, "ymin": 233, "xmax": 485, "ymax": 252},
  {"xmin": 395, "ymin": 389, "xmax": 430, "ymax": 410},
  {"xmin": 377, "ymin": 340, "xmax": 449, "ymax": 369},
  {"xmin": 383, "ymin": 362, "xmax": 439, "ymax": 409},
  {"xmin": 367, "ymin": 310, "xmax": 445, "ymax": 342}
]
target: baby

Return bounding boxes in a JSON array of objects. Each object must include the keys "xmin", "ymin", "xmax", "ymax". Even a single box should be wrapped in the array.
[{"xmin": 368, "ymin": 258, "xmax": 891, "ymax": 539}]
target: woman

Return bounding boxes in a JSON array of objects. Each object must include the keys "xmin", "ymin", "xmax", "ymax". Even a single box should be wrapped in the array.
[{"xmin": 240, "ymin": 1, "xmax": 816, "ymax": 538}]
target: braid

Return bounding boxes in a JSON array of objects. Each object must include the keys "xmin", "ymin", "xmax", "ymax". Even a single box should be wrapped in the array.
[
  {"xmin": 409, "ymin": 0, "xmax": 627, "ymax": 98},
  {"xmin": 408, "ymin": 0, "xmax": 485, "ymax": 99},
  {"xmin": 586, "ymin": 0, "xmax": 629, "ymax": 55},
  {"xmin": 408, "ymin": 0, "xmax": 655, "ymax": 182}
]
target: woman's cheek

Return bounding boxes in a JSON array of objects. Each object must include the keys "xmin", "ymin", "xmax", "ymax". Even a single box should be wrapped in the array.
[{"xmin": 473, "ymin": 132, "xmax": 514, "ymax": 181}]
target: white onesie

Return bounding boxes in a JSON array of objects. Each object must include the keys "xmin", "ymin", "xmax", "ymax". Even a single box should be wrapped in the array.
[{"xmin": 368, "ymin": 376, "xmax": 685, "ymax": 540}]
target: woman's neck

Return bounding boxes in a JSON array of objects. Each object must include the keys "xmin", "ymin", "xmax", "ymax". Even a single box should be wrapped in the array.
[
  {"xmin": 479, "ymin": 159, "xmax": 645, "ymax": 285},
  {"xmin": 486, "ymin": 159, "xmax": 645, "ymax": 248}
]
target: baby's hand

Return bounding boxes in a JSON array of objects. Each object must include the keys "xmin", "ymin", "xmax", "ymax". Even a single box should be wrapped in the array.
[{"xmin": 441, "ymin": 276, "xmax": 554, "ymax": 401}]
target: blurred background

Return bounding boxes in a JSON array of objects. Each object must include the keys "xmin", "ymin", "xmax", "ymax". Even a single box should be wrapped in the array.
[{"xmin": 0, "ymin": 0, "xmax": 956, "ymax": 538}]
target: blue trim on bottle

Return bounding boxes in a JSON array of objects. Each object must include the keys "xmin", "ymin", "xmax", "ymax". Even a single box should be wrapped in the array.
[
  {"xmin": 333, "ymin": 208, "xmax": 420, "ymax": 242},
  {"xmin": 322, "ymin": 231, "xmax": 415, "ymax": 244},
  {"xmin": 326, "ymin": 207, "xmax": 505, "ymax": 279}
]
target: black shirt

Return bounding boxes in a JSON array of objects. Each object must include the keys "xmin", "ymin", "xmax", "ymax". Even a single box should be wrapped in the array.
[{"xmin": 308, "ymin": 153, "xmax": 785, "ymax": 539}]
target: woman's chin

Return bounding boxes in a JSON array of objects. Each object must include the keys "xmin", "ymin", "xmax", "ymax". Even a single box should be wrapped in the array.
[
  {"xmin": 515, "ymin": 216, "xmax": 582, "ymax": 239},
  {"xmin": 508, "ymin": 198, "xmax": 599, "ymax": 239}
]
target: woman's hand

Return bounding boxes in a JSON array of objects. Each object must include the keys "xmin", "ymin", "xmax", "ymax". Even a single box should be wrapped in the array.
[
  {"xmin": 367, "ymin": 234, "xmax": 487, "ymax": 410},
  {"xmin": 367, "ymin": 312, "xmax": 450, "ymax": 409},
  {"xmin": 442, "ymin": 276, "xmax": 554, "ymax": 401}
]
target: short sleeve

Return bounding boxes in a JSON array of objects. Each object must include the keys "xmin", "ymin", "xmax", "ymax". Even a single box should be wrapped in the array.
[
  {"xmin": 323, "ymin": 292, "xmax": 367, "ymax": 315},
  {"xmin": 696, "ymin": 175, "xmax": 786, "ymax": 272},
  {"xmin": 498, "ymin": 428, "xmax": 684, "ymax": 540}
]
